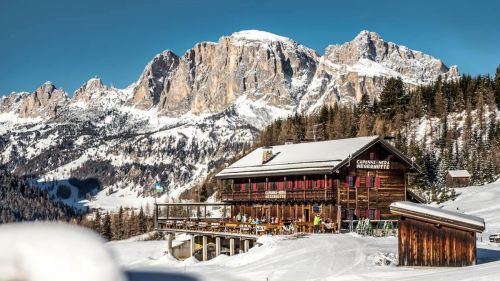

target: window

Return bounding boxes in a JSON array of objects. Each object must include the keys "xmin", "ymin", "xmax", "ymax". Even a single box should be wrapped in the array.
[
  {"xmin": 369, "ymin": 209, "xmax": 376, "ymax": 220},
  {"xmin": 348, "ymin": 208, "xmax": 355, "ymax": 220},
  {"xmin": 366, "ymin": 176, "xmax": 375, "ymax": 188}
]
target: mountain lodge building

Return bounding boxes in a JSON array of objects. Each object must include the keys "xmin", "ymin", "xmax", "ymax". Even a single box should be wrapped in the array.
[{"xmin": 216, "ymin": 136, "xmax": 422, "ymax": 230}]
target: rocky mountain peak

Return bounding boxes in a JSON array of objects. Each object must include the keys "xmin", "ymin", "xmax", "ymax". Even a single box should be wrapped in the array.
[
  {"xmin": 130, "ymin": 49, "xmax": 180, "ymax": 109},
  {"xmin": 74, "ymin": 77, "xmax": 107, "ymax": 102},
  {"xmin": 17, "ymin": 82, "xmax": 68, "ymax": 118}
]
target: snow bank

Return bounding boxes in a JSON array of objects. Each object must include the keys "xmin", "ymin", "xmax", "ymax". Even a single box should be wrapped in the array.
[{"xmin": 0, "ymin": 223, "xmax": 125, "ymax": 281}]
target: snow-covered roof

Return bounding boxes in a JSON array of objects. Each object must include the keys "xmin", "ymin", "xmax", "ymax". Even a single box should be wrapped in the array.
[
  {"xmin": 217, "ymin": 136, "xmax": 385, "ymax": 178},
  {"xmin": 447, "ymin": 170, "xmax": 471, "ymax": 178},
  {"xmin": 390, "ymin": 201, "xmax": 485, "ymax": 232}
]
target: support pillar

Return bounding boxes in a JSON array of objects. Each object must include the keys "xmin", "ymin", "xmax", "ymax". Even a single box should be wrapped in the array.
[
  {"xmin": 202, "ymin": 235, "xmax": 208, "ymax": 261},
  {"xmin": 215, "ymin": 236, "xmax": 221, "ymax": 257},
  {"xmin": 229, "ymin": 238, "xmax": 235, "ymax": 256},
  {"xmin": 166, "ymin": 232, "xmax": 173, "ymax": 255},
  {"xmin": 190, "ymin": 235, "xmax": 196, "ymax": 257},
  {"xmin": 243, "ymin": 239, "xmax": 250, "ymax": 253}
]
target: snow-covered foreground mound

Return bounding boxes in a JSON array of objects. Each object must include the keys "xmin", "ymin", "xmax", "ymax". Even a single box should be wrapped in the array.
[
  {"xmin": 108, "ymin": 233, "xmax": 500, "ymax": 281},
  {"xmin": 0, "ymin": 223, "xmax": 125, "ymax": 281}
]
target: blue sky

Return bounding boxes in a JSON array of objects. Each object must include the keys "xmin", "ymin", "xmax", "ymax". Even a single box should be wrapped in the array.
[{"xmin": 1, "ymin": 0, "xmax": 499, "ymax": 95}]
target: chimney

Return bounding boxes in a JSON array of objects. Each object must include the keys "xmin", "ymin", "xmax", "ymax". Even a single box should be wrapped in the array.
[
  {"xmin": 262, "ymin": 147, "xmax": 273, "ymax": 164},
  {"xmin": 384, "ymin": 136, "xmax": 396, "ymax": 146}
]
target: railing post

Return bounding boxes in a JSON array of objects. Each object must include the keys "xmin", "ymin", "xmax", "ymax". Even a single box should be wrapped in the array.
[
  {"xmin": 325, "ymin": 174, "xmax": 328, "ymax": 200},
  {"xmin": 154, "ymin": 203, "xmax": 158, "ymax": 230}
]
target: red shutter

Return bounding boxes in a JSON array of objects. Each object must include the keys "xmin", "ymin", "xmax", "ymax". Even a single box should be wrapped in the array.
[
  {"xmin": 366, "ymin": 176, "xmax": 371, "ymax": 188},
  {"xmin": 240, "ymin": 183, "xmax": 246, "ymax": 192},
  {"xmin": 375, "ymin": 209, "xmax": 381, "ymax": 220},
  {"xmin": 355, "ymin": 208, "xmax": 360, "ymax": 217},
  {"xmin": 365, "ymin": 209, "xmax": 370, "ymax": 219},
  {"xmin": 278, "ymin": 180, "xmax": 283, "ymax": 190},
  {"xmin": 355, "ymin": 177, "xmax": 360, "ymax": 188},
  {"xmin": 375, "ymin": 177, "xmax": 381, "ymax": 189},
  {"xmin": 329, "ymin": 178, "xmax": 333, "ymax": 189},
  {"xmin": 253, "ymin": 183, "xmax": 257, "ymax": 192},
  {"xmin": 345, "ymin": 177, "xmax": 349, "ymax": 189}
]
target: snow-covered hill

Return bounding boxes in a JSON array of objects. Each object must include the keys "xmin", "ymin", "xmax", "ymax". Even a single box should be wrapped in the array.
[
  {"xmin": 439, "ymin": 179, "xmax": 500, "ymax": 241},
  {"xmin": 0, "ymin": 30, "xmax": 458, "ymax": 210}
]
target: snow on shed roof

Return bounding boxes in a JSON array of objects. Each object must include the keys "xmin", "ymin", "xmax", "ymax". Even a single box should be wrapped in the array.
[
  {"xmin": 390, "ymin": 201, "xmax": 485, "ymax": 232},
  {"xmin": 217, "ymin": 136, "xmax": 380, "ymax": 178},
  {"xmin": 447, "ymin": 170, "xmax": 471, "ymax": 178}
]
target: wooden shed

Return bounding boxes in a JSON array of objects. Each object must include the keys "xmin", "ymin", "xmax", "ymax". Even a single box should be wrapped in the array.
[
  {"xmin": 445, "ymin": 170, "xmax": 471, "ymax": 188},
  {"xmin": 390, "ymin": 201, "xmax": 485, "ymax": 267}
]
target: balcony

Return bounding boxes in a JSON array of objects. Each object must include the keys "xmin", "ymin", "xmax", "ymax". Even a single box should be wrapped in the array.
[{"xmin": 221, "ymin": 189, "xmax": 335, "ymax": 202}]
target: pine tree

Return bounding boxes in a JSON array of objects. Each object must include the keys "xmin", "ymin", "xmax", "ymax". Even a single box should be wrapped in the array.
[
  {"xmin": 138, "ymin": 207, "xmax": 147, "ymax": 234},
  {"xmin": 378, "ymin": 77, "xmax": 405, "ymax": 118},
  {"xmin": 113, "ymin": 206, "xmax": 124, "ymax": 240},
  {"xmin": 93, "ymin": 209, "xmax": 102, "ymax": 234},
  {"xmin": 101, "ymin": 212, "xmax": 112, "ymax": 240}
]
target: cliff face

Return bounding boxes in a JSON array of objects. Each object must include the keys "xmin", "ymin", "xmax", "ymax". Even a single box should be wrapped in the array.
[
  {"xmin": 1, "ymin": 30, "xmax": 458, "ymax": 119},
  {"xmin": 298, "ymin": 31, "xmax": 459, "ymax": 113},
  {"xmin": 15, "ymin": 82, "xmax": 68, "ymax": 118},
  {"xmin": 128, "ymin": 30, "xmax": 458, "ymax": 116},
  {"xmin": 129, "ymin": 30, "xmax": 319, "ymax": 116}
]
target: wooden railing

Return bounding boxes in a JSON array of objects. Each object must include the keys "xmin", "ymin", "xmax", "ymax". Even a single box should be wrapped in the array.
[
  {"xmin": 155, "ymin": 219, "xmax": 336, "ymax": 235},
  {"xmin": 221, "ymin": 189, "xmax": 335, "ymax": 202}
]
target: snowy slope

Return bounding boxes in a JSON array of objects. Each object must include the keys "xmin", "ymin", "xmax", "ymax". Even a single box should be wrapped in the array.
[
  {"xmin": 108, "ymin": 233, "xmax": 500, "ymax": 281},
  {"xmin": 439, "ymin": 179, "xmax": 500, "ymax": 241},
  {"xmin": 105, "ymin": 180, "xmax": 500, "ymax": 281}
]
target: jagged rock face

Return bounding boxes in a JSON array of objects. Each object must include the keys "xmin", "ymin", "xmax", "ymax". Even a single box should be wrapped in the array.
[
  {"xmin": 18, "ymin": 82, "xmax": 68, "ymax": 118},
  {"xmin": 298, "ymin": 31, "xmax": 459, "ymax": 113},
  {"xmin": 325, "ymin": 31, "xmax": 456, "ymax": 83},
  {"xmin": 74, "ymin": 77, "xmax": 108, "ymax": 102},
  {"xmin": 131, "ymin": 30, "xmax": 457, "ymax": 116},
  {"xmin": 0, "ymin": 92, "xmax": 29, "ymax": 114},
  {"xmin": 132, "ymin": 30, "xmax": 319, "ymax": 116},
  {"xmin": 131, "ymin": 50, "xmax": 180, "ymax": 109}
]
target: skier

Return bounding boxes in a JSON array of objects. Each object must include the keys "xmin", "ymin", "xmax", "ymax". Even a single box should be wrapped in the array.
[{"xmin": 236, "ymin": 212, "xmax": 242, "ymax": 222}]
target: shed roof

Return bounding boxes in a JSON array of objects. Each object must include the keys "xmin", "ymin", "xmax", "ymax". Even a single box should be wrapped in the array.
[
  {"xmin": 390, "ymin": 201, "xmax": 485, "ymax": 232},
  {"xmin": 216, "ymin": 136, "xmax": 419, "ymax": 179},
  {"xmin": 447, "ymin": 170, "xmax": 471, "ymax": 178}
]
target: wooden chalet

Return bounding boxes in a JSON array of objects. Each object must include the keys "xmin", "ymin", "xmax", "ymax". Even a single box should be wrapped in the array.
[
  {"xmin": 216, "ymin": 136, "xmax": 421, "ymax": 231},
  {"xmin": 445, "ymin": 170, "xmax": 471, "ymax": 188},
  {"xmin": 390, "ymin": 201, "xmax": 485, "ymax": 266}
]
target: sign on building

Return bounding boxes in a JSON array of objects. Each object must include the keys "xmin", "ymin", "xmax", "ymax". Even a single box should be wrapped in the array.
[{"xmin": 356, "ymin": 160, "xmax": 390, "ymax": 170}]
